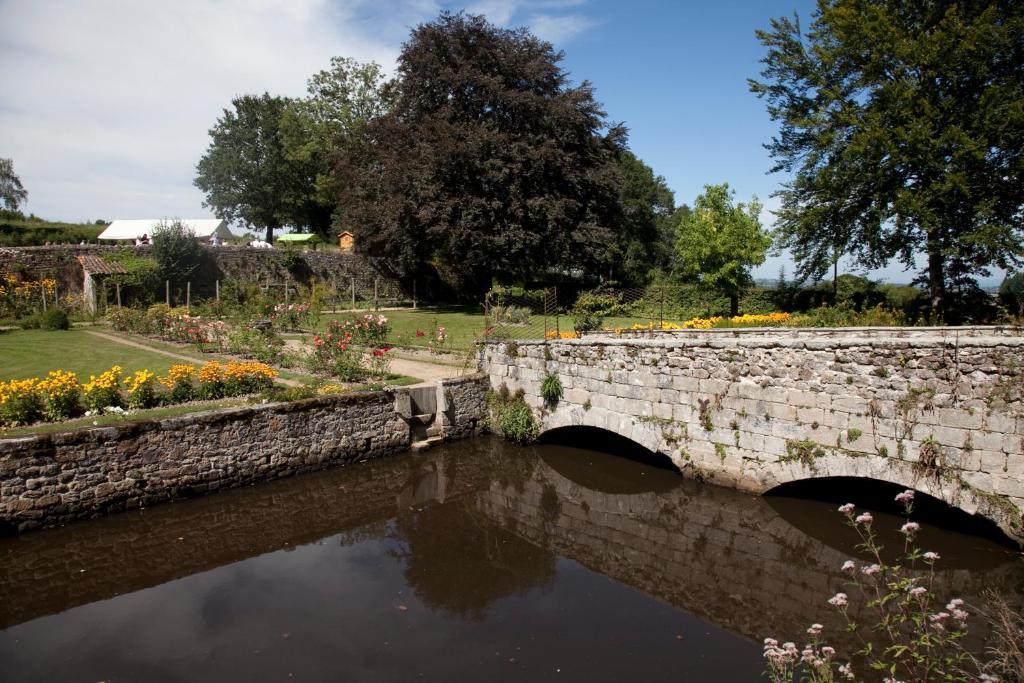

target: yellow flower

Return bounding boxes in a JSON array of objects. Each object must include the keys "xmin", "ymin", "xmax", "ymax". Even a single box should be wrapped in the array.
[{"xmin": 197, "ymin": 361, "xmax": 226, "ymax": 384}]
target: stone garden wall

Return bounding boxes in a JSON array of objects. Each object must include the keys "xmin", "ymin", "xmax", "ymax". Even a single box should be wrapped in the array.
[
  {"xmin": 0, "ymin": 245, "xmax": 402, "ymax": 301},
  {"xmin": 0, "ymin": 378, "xmax": 490, "ymax": 533},
  {"xmin": 481, "ymin": 327, "xmax": 1024, "ymax": 542}
]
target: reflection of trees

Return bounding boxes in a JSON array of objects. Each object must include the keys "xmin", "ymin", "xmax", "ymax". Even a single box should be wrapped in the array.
[{"xmin": 390, "ymin": 499, "xmax": 556, "ymax": 622}]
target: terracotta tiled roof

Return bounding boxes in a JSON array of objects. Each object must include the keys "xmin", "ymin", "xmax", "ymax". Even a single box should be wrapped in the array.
[{"xmin": 76, "ymin": 255, "xmax": 128, "ymax": 275}]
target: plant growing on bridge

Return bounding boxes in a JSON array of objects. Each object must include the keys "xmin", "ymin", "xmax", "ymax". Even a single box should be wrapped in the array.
[
  {"xmin": 540, "ymin": 372, "xmax": 563, "ymax": 409},
  {"xmin": 486, "ymin": 384, "xmax": 538, "ymax": 444},
  {"xmin": 764, "ymin": 490, "xmax": 1020, "ymax": 683}
]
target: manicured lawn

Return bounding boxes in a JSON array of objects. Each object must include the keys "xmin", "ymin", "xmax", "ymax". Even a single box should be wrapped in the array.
[
  {"xmin": 316, "ymin": 306, "xmax": 490, "ymax": 351},
  {"xmin": 0, "ymin": 328, "xmax": 184, "ymax": 382}
]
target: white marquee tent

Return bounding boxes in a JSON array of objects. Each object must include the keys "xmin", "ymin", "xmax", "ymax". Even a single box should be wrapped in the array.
[{"xmin": 98, "ymin": 219, "xmax": 233, "ymax": 242}]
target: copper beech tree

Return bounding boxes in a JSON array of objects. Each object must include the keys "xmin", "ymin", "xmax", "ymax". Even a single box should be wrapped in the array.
[{"xmin": 336, "ymin": 12, "xmax": 626, "ymax": 295}]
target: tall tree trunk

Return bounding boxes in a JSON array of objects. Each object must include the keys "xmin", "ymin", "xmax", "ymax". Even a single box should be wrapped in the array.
[
  {"xmin": 265, "ymin": 222, "xmax": 277, "ymax": 245},
  {"xmin": 926, "ymin": 233, "xmax": 946, "ymax": 323},
  {"xmin": 729, "ymin": 293, "xmax": 739, "ymax": 317}
]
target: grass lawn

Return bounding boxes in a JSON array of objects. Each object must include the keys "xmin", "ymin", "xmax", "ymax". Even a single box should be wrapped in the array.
[
  {"xmin": 315, "ymin": 305, "xmax": 489, "ymax": 351},
  {"xmin": 0, "ymin": 328, "xmax": 188, "ymax": 382}
]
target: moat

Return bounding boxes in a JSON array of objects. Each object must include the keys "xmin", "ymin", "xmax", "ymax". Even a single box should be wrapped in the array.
[{"xmin": 1, "ymin": 434, "xmax": 1021, "ymax": 682}]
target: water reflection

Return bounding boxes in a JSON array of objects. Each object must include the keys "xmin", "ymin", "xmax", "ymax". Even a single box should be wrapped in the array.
[{"xmin": 0, "ymin": 436, "xmax": 1021, "ymax": 682}]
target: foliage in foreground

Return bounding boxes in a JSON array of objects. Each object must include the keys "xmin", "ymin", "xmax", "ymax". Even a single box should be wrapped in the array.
[{"xmin": 763, "ymin": 490, "xmax": 1022, "ymax": 683}]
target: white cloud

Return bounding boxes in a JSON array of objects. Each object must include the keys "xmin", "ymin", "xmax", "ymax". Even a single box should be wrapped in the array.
[{"xmin": 0, "ymin": 0, "xmax": 597, "ymax": 225}]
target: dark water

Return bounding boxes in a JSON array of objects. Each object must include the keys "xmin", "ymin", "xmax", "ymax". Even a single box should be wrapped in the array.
[{"xmin": 1, "ymin": 436, "xmax": 1021, "ymax": 682}]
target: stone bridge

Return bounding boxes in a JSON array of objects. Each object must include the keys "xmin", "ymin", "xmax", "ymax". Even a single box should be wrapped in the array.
[{"xmin": 480, "ymin": 327, "xmax": 1024, "ymax": 542}]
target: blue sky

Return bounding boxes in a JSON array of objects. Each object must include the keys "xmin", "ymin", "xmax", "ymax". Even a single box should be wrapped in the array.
[{"xmin": 0, "ymin": 0, "xmax": 996, "ymax": 284}]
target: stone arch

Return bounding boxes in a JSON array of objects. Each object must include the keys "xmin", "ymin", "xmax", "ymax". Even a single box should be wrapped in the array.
[
  {"xmin": 537, "ymin": 425, "xmax": 683, "ymax": 480},
  {"xmin": 538, "ymin": 404, "xmax": 677, "ymax": 457}
]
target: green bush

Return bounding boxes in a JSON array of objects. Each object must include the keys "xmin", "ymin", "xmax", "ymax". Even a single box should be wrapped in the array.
[
  {"xmin": 225, "ymin": 326, "xmax": 284, "ymax": 364},
  {"xmin": 106, "ymin": 307, "xmax": 146, "ymax": 332},
  {"xmin": 39, "ymin": 309, "xmax": 70, "ymax": 331},
  {"xmin": 998, "ymin": 272, "xmax": 1024, "ymax": 318},
  {"xmin": 573, "ymin": 291, "xmax": 619, "ymax": 333},
  {"xmin": 486, "ymin": 384, "xmax": 539, "ymax": 443},
  {"xmin": 17, "ymin": 314, "xmax": 40, "ymax": 329}
]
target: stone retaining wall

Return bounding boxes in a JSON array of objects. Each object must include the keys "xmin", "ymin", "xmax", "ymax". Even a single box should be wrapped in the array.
[
  {"xmin": 0, "ymin": 377, "xmax": 490, "ymax": 533},
  {"xmin": 481, "ymin": 329, "xmax": 1024, "ymax": 541}
]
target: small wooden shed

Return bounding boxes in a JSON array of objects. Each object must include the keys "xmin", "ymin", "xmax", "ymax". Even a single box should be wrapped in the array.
[
  {"xmin": 77, "ymin": 255, "xmax": 127, "ymax": 314},
  {"xmin": 338, "ymin": 231, "xmax": 355, "ymax": 253}
]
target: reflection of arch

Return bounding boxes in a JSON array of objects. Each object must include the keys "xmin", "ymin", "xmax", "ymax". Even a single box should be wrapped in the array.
[
  {"xmin": 758, "ymin": 457, "xmax": 1021, "ymax": 546},
  {"xmin": 765, "ymin": 477, "xmax": 1019, "ymax": 567},
  {"xmin": 538, "ymin": 426, "xmax": 682, "ymax": 491}
]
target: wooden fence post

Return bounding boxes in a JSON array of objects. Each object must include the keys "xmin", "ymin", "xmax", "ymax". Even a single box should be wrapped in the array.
[
  {"xmin": 186, "ymin": 281, "xmax": 191, "ymax": 314},
  {"xmin": 215, "ymin": 279, "xmax": 220, "ymax": 303},
  {"xmin": 166, "ymin": 280, "xmax": 170, "ymax": 307},
  {"xmin": 116, "ymin": 282, "xmax": 122, "ymax": 308}
]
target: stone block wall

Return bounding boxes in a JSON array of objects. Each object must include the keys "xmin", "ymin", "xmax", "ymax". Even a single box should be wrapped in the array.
[
  {"xmin": 0, "ymin": 377, "xmax": 490, "ymax": 533},
  {"xmin": 480, "ymin": 328, "xmax": 1024, "ymax": 542},
  {"xmin": 438, "ymin": 373, "xmax": 488, "ymax": 440}
]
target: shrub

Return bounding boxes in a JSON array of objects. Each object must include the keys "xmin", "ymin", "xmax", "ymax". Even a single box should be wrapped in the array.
[
  {"xmin": 333, "ymin": 314, "xmax": 390, "ymax": 347},
  {"xmin": 225, "ymin": 326, "xmax": 283, "ymax": 363},
  {"xmin": 143, "ymin": 303, "xmax": 173, "ymax": 335},
  {"xmin": 17, "ymin": 313, "xmax": 40, "ymax": 329},
  {"xmin": 572, "ymin": 291, "xmax": 618, "ymax": 334},
  {"xmin": 106, "ymin": 307, "xmax": 146, "ymax": 332},
  {"xmin": 151, "ymin": 220, "xmax": 202, "ymax": 285},
  {"xmin": 125, "ymin": 369, "xmax": 159, "ymax": 409},
  {"xmin": 486, "ymin": 384, "xmax": 539, "ymax": 443},
  {"xmin": 308, "ymin": 325, "xmax": 367, "ymax": 380},
  {"xmin": 492, "ymin": 305, "xmax": 532, "ymax": 325},
  {"xmin": 540, "ymin": 372, "xmax": 563, "ymax": 408},
  {"xmin": 0, "ymin": 378, "xmax": 44, "ymax": 426},
  {"xmin": 38, "ymin": 370, "xmax": 81, "ymax": 420},
  {"xmin": 82, "ymin": 366, "xmax": 123, "ymax": 412},
  {"xmin": 196, "ymin": 361, "xmax": 227, "ymax": 399},
  {"xmin": 998, "ymin": 272, "xmax": 1024, "ymax": 318},
  {"xmin": 223, "ymin": 360, "xmax": 277, "ymax": 394},
  {"xmin": 39, "ymin": 308, "xmax": 70, "ymax": 331},
  {"xmin": 159, "ymin": 364, "xmax": 195, "ymax": 403}
]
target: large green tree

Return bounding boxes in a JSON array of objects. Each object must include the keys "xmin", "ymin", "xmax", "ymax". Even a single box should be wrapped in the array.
[
  {"xmin": 195, "ymin": 94, "xmax": 319, "ymax": 243},
  {"xmin": 675, "ymin": 183, "xmax": 771, "ymax": 316},
  {"xmin": 750, "ymin": 0, "xmax": 1024, "ymax": 320},
  {"xmin": 605, "ymin": 150, "xmax": 677, "ymax": 285},
  {"xmin": 0, "ymin": 158, "xmax": 28, "ymax": 211},
  {"xmin": 279, "ymin": 57, "xmax": 392, "ymax": 234},
  {"xmin": 336, "ymin": 12, "xmax": 625, "ymax": 295}
]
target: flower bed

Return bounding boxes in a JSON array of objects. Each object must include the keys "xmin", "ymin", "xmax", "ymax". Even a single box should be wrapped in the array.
[
  {"xmin": 1, "ymin": 274, "xmax": 58, "ymax": 319},
  {"xmin": 0, "ymin": 361, "xmax": 278, "ymax": 428},
  {"xmin": 309, "ymin": 317, "xmax": 393, "ymax": 380}
]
